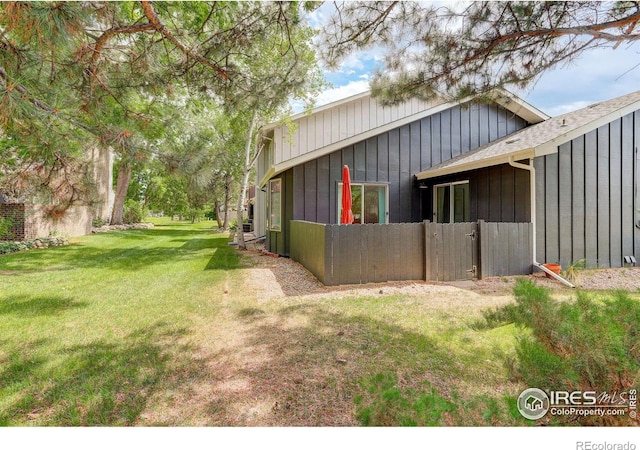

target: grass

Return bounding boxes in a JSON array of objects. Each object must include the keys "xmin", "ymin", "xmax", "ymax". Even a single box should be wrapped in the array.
[
  {"xmin": 260, "ymin": 293, "xmax": 529, "ymax": 426},
  {"xmin": 0, "ymin": 218, "xmax": 244, "ymax": 426},
  {"xmin": 6, "ymin": 218, "xmax": 620, "ymax": 426}
]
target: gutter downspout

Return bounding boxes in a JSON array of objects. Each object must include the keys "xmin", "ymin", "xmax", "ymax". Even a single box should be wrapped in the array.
[{"xmin": 508, "ymin": 156, "xmax": 575, "ymax": 288}]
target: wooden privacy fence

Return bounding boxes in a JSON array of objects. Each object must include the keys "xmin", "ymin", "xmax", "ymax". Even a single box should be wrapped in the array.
[{"xmin": 290, "ymin": 220, "xmax": 533, "ymax": 286}]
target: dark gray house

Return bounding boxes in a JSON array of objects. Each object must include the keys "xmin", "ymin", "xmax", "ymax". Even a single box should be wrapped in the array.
[
  {"xmin": 255, "ymin": 89, "xmax": 640, "ymax": 280},
  {"xmin": 417, "ymin": 90, "xmax": 640, "ymax": 270}
]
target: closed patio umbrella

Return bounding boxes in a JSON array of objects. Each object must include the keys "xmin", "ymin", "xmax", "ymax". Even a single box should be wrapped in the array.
[{"xmin": 341, "ymin": 165, "xmax": 354, "ymax": 224}]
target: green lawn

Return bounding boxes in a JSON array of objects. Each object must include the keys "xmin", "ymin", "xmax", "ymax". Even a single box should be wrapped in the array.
[
  {"xmin": 0, "ymin": 218, "xmax": 242, "ymax": 426},
  {"xmin": 0, "ymin": 219, "xmax": 538, "ymax": 426}
]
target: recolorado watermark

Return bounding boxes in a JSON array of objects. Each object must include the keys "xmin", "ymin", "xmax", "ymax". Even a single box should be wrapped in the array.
[
  {"xmin": 576, "ymin": 442, "xmax": 636, "ymax": 450},
  {"xmin": 517, "ymin": 387, "xmax": 637, "ymax": 421}
]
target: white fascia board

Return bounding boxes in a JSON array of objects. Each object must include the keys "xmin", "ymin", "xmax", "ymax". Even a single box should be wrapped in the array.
[
  {"xmin": 493, "ymin": 93, "xmax": 549, "ymax": 123},
  {"xmin": 415, "ymin": 149, "xmax": 534, "ymax": 180},
  {"xmin": 269, "ymin": 97, "xmax": 484, "ymax": 177},
  {"xmin": 534, "ymin": 101, "xmax": 640, "ymax": 157},
  {"xmin": 258, "ymin": 167, "xmax": 276, "ymax": 188}
]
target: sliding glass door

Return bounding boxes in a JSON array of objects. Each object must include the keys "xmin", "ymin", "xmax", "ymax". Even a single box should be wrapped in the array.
[{"xmin": 434, "ymin": 181, "xmax": 470, "ymax": 223}]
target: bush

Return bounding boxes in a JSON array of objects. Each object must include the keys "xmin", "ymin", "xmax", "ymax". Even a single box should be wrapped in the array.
[
  {"xmin": 122, "ymin": 200, "xmax": 147, "ymax": 224},
  {"xmin": 503, "ymin": 280, "xmax": 640, "ymax": 425},
  {"xmin": 92, "ymin": 217, "xmax": 108, "ymax": 227},
  {"xmin": 204, "ymin": 209, "xmax": 217, "ymax": 221},
  {"xmin": 0, "ymin": 241, "xmax": 22, "ymax": 254},
  {"xmin": 355, "ymin": 372, "xmax": 456, "ymax": 426},
  {"xmin": 0, "ymin": 215, "xmax": 15, "ymax": 240},
  {"xmin": 0, "ymin": 236, "xmax": 69, "ymax": 255}
]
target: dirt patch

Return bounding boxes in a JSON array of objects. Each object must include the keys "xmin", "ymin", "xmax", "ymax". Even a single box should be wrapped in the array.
[
  {"xmin": 147, "ymin": 243, "xmax": 639, "ymax": 426},
  {"xmin": 239, "ymin": 242, "xmax": 640, "ymax": 300}
]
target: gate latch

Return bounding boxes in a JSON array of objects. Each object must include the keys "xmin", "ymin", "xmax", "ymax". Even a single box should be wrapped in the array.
[
  {"xmin": 466, "ymin": 265, "xmax": 477, "ymax": 277},
  {"xmin": 465, "ymin": 230, "xmax": 476, "ymax": 240}
]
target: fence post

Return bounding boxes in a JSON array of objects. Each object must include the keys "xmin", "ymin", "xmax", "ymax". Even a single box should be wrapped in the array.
[
  {"xmin": 423, "ymin": 220, "xmax": 431, "ymax": 281},
  {"xmin": 477, "ymin": 219, "xmax": 484, "ymax": 279}
]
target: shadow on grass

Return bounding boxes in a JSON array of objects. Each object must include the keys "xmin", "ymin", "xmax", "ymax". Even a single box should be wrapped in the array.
[
  {"xmin": 0, "ymin": 300, "xmax": 526, "ymax": 426},
  {"xmin": 205, "ymin": 243, "xmax": 242, "ymax": 270},
  {"xmin": 0, "ymin": 295, "xmax": 87, "ymax": 317},
  {"xmin": 0, "ymin": 228, "xmax": 241, "ymax": 272},
  {"xmin": 195, "ymin": 303, "xmax": 526, "ymax": 426},
  {"xmin": 0, "ymin": 339, "xmax": 50, "ymax": 420},
  {"xmin": 0, "ymin": 322, "xmax": 207, "ymax": 426}
]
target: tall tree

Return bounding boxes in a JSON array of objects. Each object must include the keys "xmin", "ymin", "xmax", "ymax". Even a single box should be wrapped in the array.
[
  {"xmin": 0, "ymin": 2, "xmax": 324, "ymax": 225},
  {"xmin": 220, "ymin": 5, "xmax": 324, "ymax": 250},
  {"xmin": 319, "ymin": 1, "xmax": 640, "ymax": 104}
]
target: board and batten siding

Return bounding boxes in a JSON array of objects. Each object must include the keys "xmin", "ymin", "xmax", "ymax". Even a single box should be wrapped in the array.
[
  {"xmin": 534, "ymin": 111, "xmax": 640, "ymax": 269},
  {"xmin": 423, "ymin": 163, "xmax": 531, "ymax": 223},
  {"xmin": 274, "ymin": 96, "xmax": 437, "ymax": 165},
  {"xmin": 290, "ymin": 102, "xmax": 529, "ymax": 225},
  {"xmin": 265, "ymin": 169, "xmax": 294, "ymax": 256},
  {"xmin": 255, "ymin": 138, "xmax": 274, "ymax": 238}
]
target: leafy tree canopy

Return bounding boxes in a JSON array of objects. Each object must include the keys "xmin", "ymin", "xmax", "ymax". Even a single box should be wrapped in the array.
[{"xmin": 0, "ymin": 1, "xmax": 324, "ymax": 222}]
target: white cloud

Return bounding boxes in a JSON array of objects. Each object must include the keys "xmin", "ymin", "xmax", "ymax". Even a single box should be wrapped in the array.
[
  {"xmin": 334, "ymin": 51, "xmax": 377, "ymax": 73},
  {"xmin": 523, "ymin": 45, "xmax": 640, "ymax": 115},
  {"xmin": 544, "ymin": 101, "xmax": 593, "ymax": 117},
  {"xmin": 314, "ymin": 80, "xmax": 371, "ymax": 107}
]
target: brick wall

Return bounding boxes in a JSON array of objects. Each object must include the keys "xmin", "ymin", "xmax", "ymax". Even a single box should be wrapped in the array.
[
  {"xmin": 1, "ymin": 203, "xmax": 92, "ymax": 240},
  {"xmin": 0, "ymin": 204, "xmax": 27, "ymax": 240}
]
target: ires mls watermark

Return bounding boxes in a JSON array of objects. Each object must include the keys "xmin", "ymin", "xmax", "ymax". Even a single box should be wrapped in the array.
[{"xmin": 517, "ymin": 387, "xmax": 638, "ymax": 421}]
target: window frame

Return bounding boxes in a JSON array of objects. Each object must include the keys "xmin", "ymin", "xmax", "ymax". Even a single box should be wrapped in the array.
[
  {"xmin": 433, "ymin": 180, "xmax": 470, "ymax": 224},
  {"xmin": 268, "ymin": 178, "xmax": 282, "ymax": 232},
  {"xmin": 337, "ymin": 182, "xmax": 389, "ymax": 224}
]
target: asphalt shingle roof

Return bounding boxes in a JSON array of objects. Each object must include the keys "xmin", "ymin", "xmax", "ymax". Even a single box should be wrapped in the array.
[{"xmin": 416, "ymin": 90, "xmax": 640, "ymax": 180}]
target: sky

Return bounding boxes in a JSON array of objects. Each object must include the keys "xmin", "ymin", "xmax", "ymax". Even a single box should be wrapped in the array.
[{"xmin": 306, "ymin": 3, "xmax": 640, "ymax": 118}]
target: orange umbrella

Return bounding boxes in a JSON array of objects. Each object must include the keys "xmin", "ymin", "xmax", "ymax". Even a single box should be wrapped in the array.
[{"xmin": 341, "ymin": 165, "xmax": 354, "ymax": 224}]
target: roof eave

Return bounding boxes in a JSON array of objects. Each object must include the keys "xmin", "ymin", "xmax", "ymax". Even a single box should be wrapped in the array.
[
  {"xmin": 492, "ymin": 91, "xmax": 549, "ymax": 123},
  {"xmin": 534, "ymin": 99, "xmax": 640, "ymax": 157},
  {"xmin": 415, "ymin": 148, "xmax": 535, "ymax": 181}
]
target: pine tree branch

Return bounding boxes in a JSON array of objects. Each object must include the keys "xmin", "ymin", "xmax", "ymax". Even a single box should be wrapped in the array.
[
  {"xmin": 139, "ymin": 1, "xmax": 229, "ymax": 80},
  {"xmin": 0, "ymin": 65, "xmax": 96, "ymax": 134},
  {"xmin": 89, "ymin": 23, "xmax": 155, "ymax": 70}
]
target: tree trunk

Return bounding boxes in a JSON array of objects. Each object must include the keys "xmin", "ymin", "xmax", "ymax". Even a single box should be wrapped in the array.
[
  {"xmin": 222, "ymin": 172, "xmax": 232, "ymax": 230},
  {"xmin": 236, "ymin": 112, "xmax": 259, "ymax": 250},
  {"xmin": 110, "ymin": 161, "xmax": 132, "ymax": 225},
  {"xmin": 214, "ymin": 200, "xmax": 223, "ymax": 229}
]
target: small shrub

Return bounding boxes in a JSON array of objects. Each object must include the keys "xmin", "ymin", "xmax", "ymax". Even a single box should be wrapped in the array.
[
  {"xmin": 92, "ymin": 217, "xmax": 107, "ymax": 227},
  {"xmin": 204, "ymin": 209, "xmax": 217, "ymax": 221},
  {"xmin": 562, "ymin": 259, "xmax": 586, "ymax": 284},
  {"xmin": 0, "ymin": 215, "xmax": 15, "ymax": 240},
  {"xmin": 355, "ymin": 372, "xmax": 456, "ymax": 426},
  {"xmin": 0, "ymin": 241, "xmax": 21, "ymax": 254},
  {"xmin": 0, "ymin": 236, "xmax": 69, "ymax": 255},
  {"xmin": 506, "ymin": 279, "xmax": 640, "ymax": 425},
  {"xmin": 122, "ymin": 200, "xmax": 147, "ymax": 224}
]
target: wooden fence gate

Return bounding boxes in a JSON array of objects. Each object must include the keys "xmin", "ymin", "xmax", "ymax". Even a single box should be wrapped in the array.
[
  {"xmin": 424, "ymin": 222, "xmax": 478, "ymax": 282},
  {"xmin": 423, "ymin": 220, "xmax": 534, "ymax": 282},
  {"xmin": 290, "ymin": 220, "xmax": 533, "ymax": 285}
]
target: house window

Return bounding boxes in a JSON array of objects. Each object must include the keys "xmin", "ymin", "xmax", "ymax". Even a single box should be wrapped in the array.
[
  {"xmin": 269, "ymin": 178, "xmax": 281, "ymax": 231},
  {"xmin": 338, "ymin": 183, "xmax": 388, "ymax": 224},
  {"xmin": 434, "ymin": 181, "xmax": 470, "ymax": 223}
]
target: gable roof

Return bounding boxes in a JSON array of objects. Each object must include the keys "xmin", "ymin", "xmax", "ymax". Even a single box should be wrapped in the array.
[
  {"xmin": 416, "ymin": 90, "xmax": 640, "ymax": 180},
  {"xmin": 259, "ymin": 89, "xmax": 548, "ymax": 186}
]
